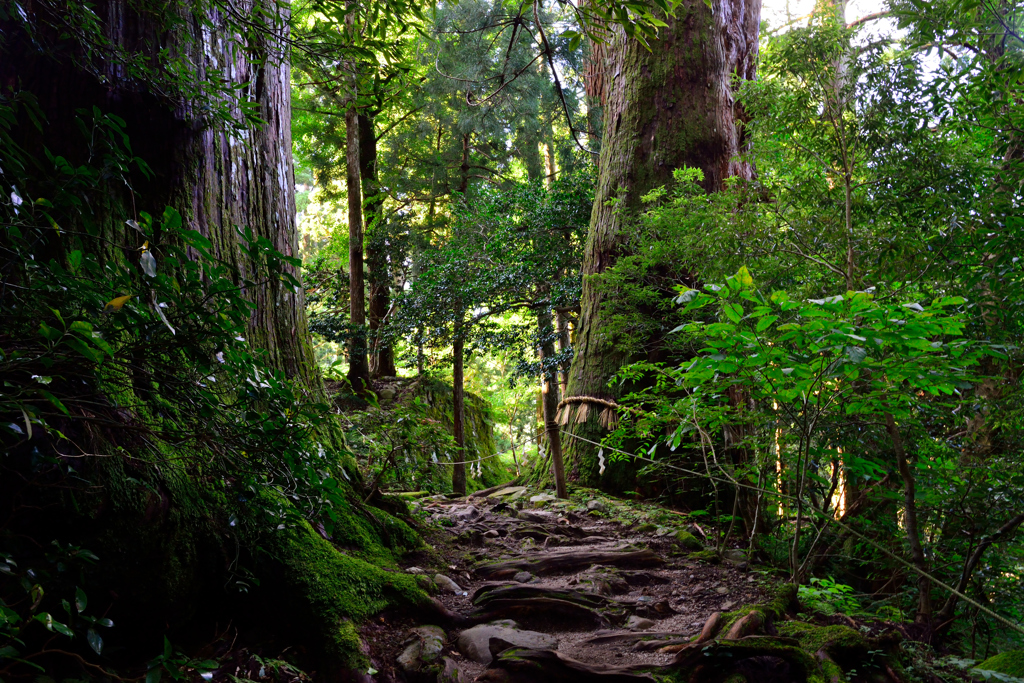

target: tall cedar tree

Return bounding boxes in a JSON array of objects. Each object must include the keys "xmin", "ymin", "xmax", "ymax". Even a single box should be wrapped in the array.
[{"xmin": 562, "ymin": 0, "xmax": 761, "ymax": 487}]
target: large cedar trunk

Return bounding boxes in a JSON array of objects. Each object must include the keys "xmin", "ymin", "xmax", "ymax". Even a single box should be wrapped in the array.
[
  {"xmin": 1, "ymin": 0, "xmax": 314, "ymax": 383},
  {"xmin": 0, "ymin": 0, "xmax": 354, "ymax": 665},
  {"xmin": 562, "ymin": 0, "xmax": 760, "ymax": 487}
]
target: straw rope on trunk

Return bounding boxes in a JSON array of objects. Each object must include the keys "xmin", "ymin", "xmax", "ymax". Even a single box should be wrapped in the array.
[{"xmin": 555, "ymin": 395, "xmax": 642, "ymax": 430}]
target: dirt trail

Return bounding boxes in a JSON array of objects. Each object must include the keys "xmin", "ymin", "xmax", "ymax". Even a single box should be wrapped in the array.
[{"xmin": 365, "ymin": 486, "xmax": 782, "ymax": 682}]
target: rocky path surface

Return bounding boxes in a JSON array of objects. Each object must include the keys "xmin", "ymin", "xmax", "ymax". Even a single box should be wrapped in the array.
[
  {"xmin": 360, "ymin": 483, "xmax": 913, "ymax": 679},
  {"xmin": 361, "ymin": 485, "xmax": 831, "ymax": 683},
  {"xmin": 356, "ymin": 486, "xmax": 915, "ymax": 683}
]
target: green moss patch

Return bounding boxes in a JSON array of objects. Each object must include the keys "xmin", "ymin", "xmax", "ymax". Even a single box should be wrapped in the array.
[
  {"xmin": 777, "ymin": 622, "xmax": 865, "ymax": 653},
  {"xmin": 687, "ymin": 549, "xmax": 721, "ymax": 564},
  {"xmin": 977, "ymin": 651, "xmax": 1024, "ymax": 677},
  {"xmin": 672, "ymin": 529, "xmax": 702, "ymax": 550},
  {"xmin": 267, "ymin": 519, "xmax": 431, "ymax": 668}
]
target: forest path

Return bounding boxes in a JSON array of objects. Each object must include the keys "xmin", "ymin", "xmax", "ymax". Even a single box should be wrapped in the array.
[{"xmin": 368, "ymin": 486, "xmax": 771, "ymax": 682}]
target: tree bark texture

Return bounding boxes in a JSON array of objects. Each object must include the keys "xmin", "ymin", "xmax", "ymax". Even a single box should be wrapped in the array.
[
  {"xmin": 360, "ymin": 113, "xmax": 397, "ymax": 378},
  {"xmin": 346, "ymin": 73, "xmax": 370, "ymax": 394},
  {"xmin": 457, "ymin": 132, "xmax": 472, "ymax": 195},
  {"xmin": 562, "ymin": 0, "xmax": 761, "ymax": 487},
  {"xmin": 1, "ymin": 0, "xmax": 315, "ymax": 384},
  {"xmin": 538, "ymin": 305, "xmax": 568, "ymax": 498}
]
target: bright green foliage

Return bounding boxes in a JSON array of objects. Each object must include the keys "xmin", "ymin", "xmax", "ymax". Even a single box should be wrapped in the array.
[
  {"xmin": 342, "ymin": 377, "xmax": 510, "ymax": 493},
  {"xmin": 798, "ymin": 577, "xmax": 861, "ymax": 617},
  {"xmin": 585, "ymin": 0, "xmax": 1024, "ymax": 653},
  {"xmin": 393, "ymin": 175, "xmax": 591, "ymax": 372}
]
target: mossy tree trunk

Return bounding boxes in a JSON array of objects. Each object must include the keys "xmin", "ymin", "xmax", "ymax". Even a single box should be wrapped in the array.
[
  {"xmin": 562, "ymin": 0, "xmax": 761, "ymax": 487},
  {"xmin": 0, "ymin": 0, "xmax": 373, "ymax": 665}
]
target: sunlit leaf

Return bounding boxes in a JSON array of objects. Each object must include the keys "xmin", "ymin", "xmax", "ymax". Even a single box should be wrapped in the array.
[{"xmin": 105, "ymin": 295, "xmax": 132, "ymax": 312}]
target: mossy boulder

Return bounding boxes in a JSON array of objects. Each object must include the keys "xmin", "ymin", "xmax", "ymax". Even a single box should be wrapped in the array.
[
  {"xmin": 408, "ymin": 377, "xmax": 508, "ymax": 491},
  {"xmin": 976, "ymin": 651, "xmax": 1024, "ymax": 677},
  {"xmin": 673, "ymin": 529, "xmax": 702, "ymax": 550},
  {"xmin": 687, "ymin": 549, "xmax": 721, "ymax": 564},
  {"xmin": 777, "ymin": 621, "xmax": 869, "ymax": 671}
]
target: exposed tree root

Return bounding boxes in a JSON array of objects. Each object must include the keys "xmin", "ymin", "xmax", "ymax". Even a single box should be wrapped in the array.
[
  {"xmin": 477, "ymin": 644, "xmax": 656, "ymax": 683},
  {"xmin": 469, "ymin": 596, "xmax": 609, "ymax": 628},
  {"xmin": 474, "ymin": 548, "xmax": 664, "ymax": 579}
]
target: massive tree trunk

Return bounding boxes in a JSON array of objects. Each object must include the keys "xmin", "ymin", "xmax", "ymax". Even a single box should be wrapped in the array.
[
  {"xmin": 0, "ymin": 0, "xmax": 410, "ymax": 672},
  {"xmin": 0, "ymin": 0, "xmax": 314, "ymax": 382},
  {"xmin": 561, "ymin": 0, "xmax": 761, "ymax": 487}
]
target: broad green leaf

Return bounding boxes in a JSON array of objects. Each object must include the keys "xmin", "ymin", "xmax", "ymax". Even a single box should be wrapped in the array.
[
  {"xmin": 755, "ymin": 315, "xmax": 778, "ymax": 332},
  {"xmin": 723, "ymin": 303, "xmax": 743, "ymax": 324},
  {"xmin": 735, "ymin": 266, "xmax": 754, "ymax": 289}
]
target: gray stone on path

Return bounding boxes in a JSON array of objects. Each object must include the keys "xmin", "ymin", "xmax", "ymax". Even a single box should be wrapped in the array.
[
  {"xmin": 434, "ymin": 574, "xmax": 466, "ymax": 594},
  {"xmin": 483, "ymin": 529, "xmax": 500, "ymax": 538},
  {"xmin": 450, "ymin": 505, "xmax": 482, "ymax": 523},
  {"xmin": 626, "ymin": 616, "xmax": 656, "ymax": 630},
  {"xmin": 397, "ymin": 625, "xmax": 445, "ymax": 673},
  {"xmin": 512, "ymin": 571, "xmax": 534, "ymax": 583},
  {"xmin": 586, "ymin": 499, "xmax": 610, "ymax": 513},
  {"xmin": 722, "ymin": 548, "xmax": 747, "ymax": 565},
  {"xmin": 530, "ymin": 493, "xmax": 557, "ymax": 504},
  {"xmin": 518, "ymin": 509, "xmax": 557, "ymax": 523},
  {"xmin": 457, "ymin": 621, "xmax": 558, "ymax": 665},
  {"xmin": 715, "ymin": 586, "xmax": 729, "ymax": 595}
]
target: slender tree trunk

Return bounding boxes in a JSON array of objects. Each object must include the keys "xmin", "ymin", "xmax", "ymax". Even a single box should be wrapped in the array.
[
  {"xmin": 345, "ymin": 63, "xmax": 369, "ymax": 394},
  {"xmin": 452, "ymin": 320, "xmax": 467, "ymax": 496},
  {"xmin": 538, "ymin": 304, "xmax": 568, "ymax": 498},
  {"xmin": 886, "ymin": 413, "xmax": 931, "ymax": 625},
  {"xmin": 457, "ymin": 132, "xmax": 471, "ymax": 195},
  {"xmin": 360, "ymin": 112, "xmax": 396, "ymax": 378},
  {"xmin": 562, "ymin": 0, "xmax": 761, "ymax": 487},
  {"xmin": 543, "ymin": 120, "xmax": 557, "ymax": 185},
  {"xmin": 935, "ymin": 510, "xmax": 1024, "ymax": 628}
]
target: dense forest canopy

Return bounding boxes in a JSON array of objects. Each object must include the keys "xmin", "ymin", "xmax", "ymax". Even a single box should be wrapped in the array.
[{"xmin": 1, "ymin": 0, "xmax": 1023, "ymax": 681}]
